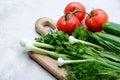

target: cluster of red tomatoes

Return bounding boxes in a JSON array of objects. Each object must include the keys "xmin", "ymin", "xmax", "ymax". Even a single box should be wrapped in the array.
[{"xmin": 57, "ymin": 2, "xmax": 108, "ymax": 33}]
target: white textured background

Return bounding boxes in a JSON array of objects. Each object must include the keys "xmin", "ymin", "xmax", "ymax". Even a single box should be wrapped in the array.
[{"xmin": 0, "ymin": 0, "xmax": 120, "ymax": 80}]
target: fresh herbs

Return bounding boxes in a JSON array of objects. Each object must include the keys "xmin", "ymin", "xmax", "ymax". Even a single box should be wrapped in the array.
[
  {"xmin": 66, "ymin": 62, "xmax": 120, "ymax": 80},
  {"xmin": 89, "ymin": 32, "xmax": 120, "ymax": 53},
  {"xmin": 35, "ymin": 30, "xmax": 69, "ymax": 45},
  {"xmin": 72, "ymin": 26, "xmax": 89, "ymax": 41},
  {"xmin": 20, "ymin": 26, "xmax": 120, "ymax": 80}
]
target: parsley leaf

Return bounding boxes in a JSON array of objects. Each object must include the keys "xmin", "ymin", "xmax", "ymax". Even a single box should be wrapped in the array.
[{"xmin": 72, "ymin": 26, "xmax": 89, "ymax": 41}]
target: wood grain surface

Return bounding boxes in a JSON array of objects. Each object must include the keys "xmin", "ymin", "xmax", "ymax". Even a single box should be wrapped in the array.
[{"xmin": 29, "ymin": 52, "xmax": 67, "ymax": 80}]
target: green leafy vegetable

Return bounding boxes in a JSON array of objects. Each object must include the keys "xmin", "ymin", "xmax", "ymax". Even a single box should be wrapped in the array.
[
  {"xmin": 20, "ymin": 26, "xmax": 120, "ymax": 80},
  {"xmin": 66, "ymin": 62, "xmax": 120, "ymax": 80},
  {"xmin": 72, "ymin": 26, "xmax": 89, "ymax": 41},
  {"xmin": 35, "ymin": 30, "xmax": 69, "ymax": 45},
  {"xmin": 89, "ymin": 32, "xmax": 120, "ymax": 53}
]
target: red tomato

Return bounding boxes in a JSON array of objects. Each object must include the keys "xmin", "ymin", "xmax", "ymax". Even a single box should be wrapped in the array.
[
  {"xmin": 85, "ymin": 9, "xmax": 108, "ymax": 32},
  {"xmin": 64, "ymin": 2, "xmax": 86, "ymax": 22},
  {"xmin": 57, "ymin": 15, "xmax": 80, "ymax": 33}
]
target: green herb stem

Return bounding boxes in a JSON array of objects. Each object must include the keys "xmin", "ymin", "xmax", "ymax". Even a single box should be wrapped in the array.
[
  {"xmin": 32, "ymin": 41, "xmax": 55, "ymax": 49},
  {"xmin": 69, "ymin": 36, "xmax": 103, "ymax": 50},
  {"xmin": 63, "ymin": 59, "xmax": 95, "ymax": 64}
]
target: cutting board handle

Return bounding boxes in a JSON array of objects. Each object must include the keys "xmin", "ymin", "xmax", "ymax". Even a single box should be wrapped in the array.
[{"xmin": 35, "ymin": 17, "xmax": 57, "ymax": 36}]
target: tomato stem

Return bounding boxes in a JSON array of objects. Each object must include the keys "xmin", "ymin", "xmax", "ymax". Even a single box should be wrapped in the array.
[
  {"xmin": 64, "ymin": 13, "xmax": 72, "ymax": 21},
  {"xmin": 68, "ymin": 9, "xmax": 98, "ymax": 18},
  {"xmin": 64, "ymin": 9, "xmax": 98, "ymax": 21},
  {"xmin": 64, "ymin": 13, "xmax": 68, "ymax": 21}
]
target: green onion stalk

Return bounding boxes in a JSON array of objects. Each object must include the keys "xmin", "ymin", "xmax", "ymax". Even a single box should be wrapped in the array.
[
  {"xmin": 20, "ymin": 38, "xmax": 120, "ymax": 71},
  {"xmin": 20, "ymin": 39, "xmax": 74, "ymax": 60}
]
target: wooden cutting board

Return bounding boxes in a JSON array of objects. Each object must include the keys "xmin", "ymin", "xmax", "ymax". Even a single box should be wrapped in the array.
[{"xmin": 29, "ymin": 51, "xmax": 67, "ymax": 80}]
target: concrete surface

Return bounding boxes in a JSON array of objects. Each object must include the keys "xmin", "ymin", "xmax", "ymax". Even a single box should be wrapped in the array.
[{"xmin": 0, "ymin": 0, "xmax": 120, "ymax": 80}]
